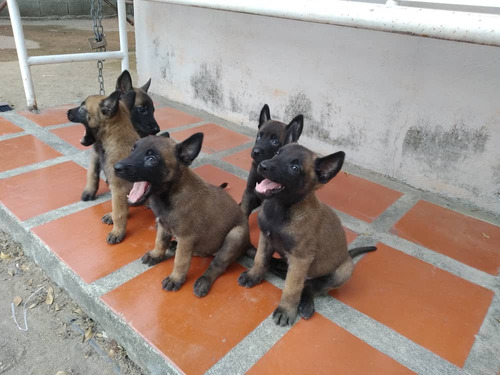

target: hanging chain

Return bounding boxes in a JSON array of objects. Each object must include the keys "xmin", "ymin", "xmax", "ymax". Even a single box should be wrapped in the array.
[{"xmin": 90, "ymin": 0, "xmax": 106, "ymax": 95}]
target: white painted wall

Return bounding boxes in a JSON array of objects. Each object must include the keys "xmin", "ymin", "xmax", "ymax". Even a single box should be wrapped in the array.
[{"xmin": 135, "ymin": 2, "xmax": 500, "ymax": 214}]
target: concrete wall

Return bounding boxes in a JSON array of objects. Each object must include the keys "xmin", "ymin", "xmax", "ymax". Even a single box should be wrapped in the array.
[{"xmin": 135, "ymin": 2, "xmax": 500, "ymax": 215}]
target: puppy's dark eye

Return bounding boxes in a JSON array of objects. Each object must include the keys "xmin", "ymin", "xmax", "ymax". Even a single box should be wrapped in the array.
[
  {"xmin": 290, "ymin": 164, "xmax": 300, "ymax": 173},
  {"xmin": 137, "ymin": 106, "xmax": 146, "ymax": 114},
  {"xmin": 270, "ymin": 137, "xmax": 280, "ymax": 147},
  {"xmin": 131, "ymin": 145, "xmax": 136, "ymax": 152},
  {"xmin": 256, "ymin": 133, "xmax": 262, "ymax": 140},
  {"xmin": 145, "ymin": 155, "xmax": 157, "ymax": 166}
]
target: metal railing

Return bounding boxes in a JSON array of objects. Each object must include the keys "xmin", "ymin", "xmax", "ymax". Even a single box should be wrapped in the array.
[{"xmin": 7, "ymin": 0, "xmax": 129, "ymax": 111}]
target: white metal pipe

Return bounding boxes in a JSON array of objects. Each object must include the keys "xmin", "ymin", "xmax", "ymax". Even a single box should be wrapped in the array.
[
  {"xmin": 7, "ymin": 0, "xmax": 37, "ymax": 110},
  {"xmin": 143, "ymin": 0, "xmax": 500, "ymax": 46},
  {"xmin": 28, "ymin": 51, "xmax": 126, "ymax": 65},
  {"xmin": 117, "ymin": 0, "xmax": 130, "ymax": 71}
]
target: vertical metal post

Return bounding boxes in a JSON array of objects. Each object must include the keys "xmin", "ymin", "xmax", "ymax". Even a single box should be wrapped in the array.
[
  {"xmin": 117, "ymin": 0, "xmax": 129, "ymax": 71},
  {"xmin": 7, "ymin": 0, "xmax": 37, "ymax": 110}
]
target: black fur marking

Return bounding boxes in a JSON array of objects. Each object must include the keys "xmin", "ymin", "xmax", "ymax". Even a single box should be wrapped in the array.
[{"xmin": 349, "ymin": 246, "xmax": 377, "ymax": 258}]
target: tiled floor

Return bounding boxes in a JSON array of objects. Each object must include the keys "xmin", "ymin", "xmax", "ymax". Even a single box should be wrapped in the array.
[{"xmin": 1, "ymin": 103, "xmax": 499, "ymax": 375}]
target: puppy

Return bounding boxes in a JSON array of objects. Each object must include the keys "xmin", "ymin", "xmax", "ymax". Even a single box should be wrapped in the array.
[
  {"xmin": 238, "ymin": 140, "xmax": 376, "ymax": 326},
  {"xmin": 114, "ymin": 133, "xmax": 251, "ymax": 297},
  {"xmin": 67, "ymin": 90, "xmax": 138, "ymax": 244},
  {"xmin": 240, "ymin": 104, "xmax": 303, "ymax": 217},
  {"xmin": 81, "ymin": 70, "xmax": 162, "ymax": 202}
]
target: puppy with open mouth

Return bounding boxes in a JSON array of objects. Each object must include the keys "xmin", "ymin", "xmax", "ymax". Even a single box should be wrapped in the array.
[{"xmin": 238, "ymin": 137, "xmax": 376, "ymax": 326}]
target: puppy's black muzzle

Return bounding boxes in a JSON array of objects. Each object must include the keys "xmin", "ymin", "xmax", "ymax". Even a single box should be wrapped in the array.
[{"xmin": 114, "ymin": 162, "xmax": 136, "ymax": 182}]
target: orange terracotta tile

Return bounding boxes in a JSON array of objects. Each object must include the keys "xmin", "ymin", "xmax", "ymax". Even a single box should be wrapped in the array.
[
  {"xmin": 33, "ymin": 202, "xmax": 156, "ymax": 283},
  {"xmin": 392, "ymin": 200, "xmax": 500, "ymax": 276},
  {"xmin": 316, "ymin": 172, "xmax": 402, "ymax": 222},
  {"xmin": 0, "ymin": 161, "xmax": 108, "ymax": 221},
  {"xmin": 223, "ymin": 147, "xmax": 254, "ymax": 172},
  {"xmin": 18, "ymin": 104, "xmax": 74, "ymax": 127},
  {"xmin": 0, "ymin": 135, "xmax": 62, "ymax": 173},
  {"xmin": 193, "ymin": 164, "xmax": 246, "ymax": 202},
  {"xmin": 331, "ymin": 243, "xmax": 494, "ymax": 367},
  {"xmin": 0, "ymin": 117, "xmax": 22, "ymax": 136},
  {"xmin": 345, "ymin": 227, "xmax": 358, "ymax": 244},
  {"xmin": 247, "ymin": 314, "xmax": 415, "ymax": 375},
  {"xmin": 171, "ymin": 123, "xmax": 252, "ymax": 154},
  {"xmin": 102, "ymin": 260, "xmax": 281, "ymax": 374},
  {"xmin": 154, "ymin": 107, "xmax": 202, "ymax": 131},
  {"xmin": 50, "ymin": 124, "xmax": 88, "ymax": 150}
]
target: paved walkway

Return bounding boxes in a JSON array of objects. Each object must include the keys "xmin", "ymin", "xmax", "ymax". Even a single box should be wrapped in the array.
[{"xmin": 0, "ymin": 98, "xmax": 499, "ymax": 375}]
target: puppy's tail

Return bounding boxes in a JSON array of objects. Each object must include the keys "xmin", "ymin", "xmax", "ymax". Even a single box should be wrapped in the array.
[{"xmin": 349, "ymin": 246, "xmax": 377, "ymax": 258}]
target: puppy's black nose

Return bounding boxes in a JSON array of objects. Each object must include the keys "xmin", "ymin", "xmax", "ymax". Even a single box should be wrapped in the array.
[
  {"xmin": 151, "ymin": 123, "xmax": 160, "ymax": 134},
  {"xmin": 114, "ymin": 162, "xmax": 125, "ymax": 174},
  {"xmin": 259, "ymin": 160, "xmax": 268, "ymax": 171},
  {"xmin": 251, "ymin": 148, "xmax": 261, "ymax": 158},
  {"xmin": 67, "ymin": 110, "xmax": 73, "ymax": 121}
]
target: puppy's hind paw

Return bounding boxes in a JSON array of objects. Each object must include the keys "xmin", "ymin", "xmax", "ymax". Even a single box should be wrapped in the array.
[
  {"xmin": 106, "ymin": 231, "xmax": 125, "ymax": 244},
  {"xmin": 237, "ymin": 271, "xmax": 262, "ymax": 288},
  {"xmin": 101, "ymin": 213, "xmax": 113, "ymax": 225},
  {"xmin": 161, "ymin": 276, "xmax": 183, "ymax": 292},
  {"xmin": 272, "ymin": 306, "xmax": 297, "ymax": 327},
  {"xmin": 298, "ymin": 296, "xmax": 315, "ymax": 320},
  {"xmin": 193, "ymin": 276, "xmax": 212, "ymax": 298},
  {"xmin": 81, "ymin": 190, "xmax": 97, "ymax": 201},
  {"xmin": 141, "ymin": 252, "xmax": 166, "ymax": 267}
]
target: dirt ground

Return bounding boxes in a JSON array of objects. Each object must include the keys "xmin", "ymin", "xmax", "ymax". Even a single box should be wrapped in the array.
[
  {"xmin": 0, "ymin": 18, "xmax": 137, "ymax": 110},
  {"xmin": 0, "ymin": 230, "xmax": 143, "ymax": 375}
]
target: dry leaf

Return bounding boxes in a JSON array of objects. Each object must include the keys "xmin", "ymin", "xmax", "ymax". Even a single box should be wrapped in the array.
[
  {"xmin": 343, "ymin": 171, "xmax": 349, "ymax": 176},
  {"xmin": 45, "ymin": 287, "xmax": 54, "ymax": 305},
  {"xmin": 55, "ymin": 303, "xmax": 61, "ymax": 311},
  {"xmin": 482, "ymin": 232, "xmax": 490, "ymax": 239},
  {"xmin": 0, "ymin": 252, "xmax": 10, "ymax": 260},
  {"xmin": 7, "ymin": 269, "xmax": 14, "ymax": 277},
  {"xmin": 83, "ymin": 327, "xmax": 93, "ymax": 342},
  {"xmin": 28, "ymin": 302, "xmax": 37, "ymax": 309},
  {"xmin": 26, "ymin": 279, "xmax": 33, "ymax": 286},
  {"xmin": 55, "ymin": 372, "xmax": 68, "ymax": 375},
  {"xmin": 20, "ymin": 264, "xmax": 29, "ymax": 271},
  {"xmin": 13, "ymin": 296, "xmax": 23, "ymax": 306},
  {"xmin": 73, "ymin": 308, "xmax": 83, "ymax": 315}
]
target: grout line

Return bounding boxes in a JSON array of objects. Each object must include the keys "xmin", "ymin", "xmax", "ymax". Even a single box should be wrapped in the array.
[
  {"xmin": 205, "ymin": 314, "xmax": 290, "ymax": 375},
  {"xmin": 164, "ymin": 120, "xmax": 209, "ymax": 134},
  {"xmin": 463, "ymin": 292, "xmax": 500, "ymax": 375},
  {"xmin": 0, "ymin": 131, "xmax": 28, "ymax": 142},
  {"xmin": 370, "ymin": 194, "xmax": 420, "ymax": 232},
  {"xmin": 315, "ymin": 295, "xmax": 464, "ymax": 375},
  {"xmin": 22, "ymin": 192, "xmax": 112, "ymax": 230},
  {"xmin": 0, "ymin": 156, "xmax": 71, "ymax": 179},
  {"xmin": 44, "ymin": 122, "xmax": 78, "ymax": 130}
]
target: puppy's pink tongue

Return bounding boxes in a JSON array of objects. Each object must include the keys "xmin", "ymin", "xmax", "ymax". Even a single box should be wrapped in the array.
[
  {"xmin": 128, "ymin": 181, "xmax": 149, "ymax": 203},
  {"xmin": 255, "ymin": 179, "xmax": 281, "ymax": 194}
]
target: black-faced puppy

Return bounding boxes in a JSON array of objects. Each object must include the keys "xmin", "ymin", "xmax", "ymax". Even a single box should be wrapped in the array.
[
  {"xmin": 240, "ymin": 104, "xmax": 303, "ymax": 217},
  {"xmin": 67, "ymin": 90, "xmax": 139, "ymax": 244},
  {"xmin": 114, "ymin": 133, "xmax": 251, "ymax": 297},
  {"xmin": 238, "ymin": 142, "xmax": 376, "ymax": 326},
  {"xmin": 75, "ymin": 70, "xmax": 162, "ymax": 203}
]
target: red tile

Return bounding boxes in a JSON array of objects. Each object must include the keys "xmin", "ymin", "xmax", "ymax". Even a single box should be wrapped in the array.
[
  {"xmin": 0, "ymin": 161, "xmax": 108, "ymax": 221},
  {"xmin": 247, "ymin": 314, "xmax": 415, "ymax": 375},
  {"xmin": 33, "ymin": 202, "xmax": 156, "ymax": 283},
  {"xmin": 345, "ymin": 227, "xmax": 358, "ymax": 244},
  {"xmin": 193, "ymin": 165, "xmax": 246, "ymax": 202},
  {"xmin": 331, "ymin": 243, "xmax": 494, "ymax": 367},
  {"xmin": 18, "ymin": 104, "xmax": 74, "ymax": 127},
  {"xmin": 102, "ymin": 260, "xmax": 281, "ymax": 374},
  {"xmin": 154, "ymin": 107, "xmax": 202, "ymax": 131},
  {"xmin": 50, "ymin": 124, "xmax": 87, "ymax": 150},
  {"xmin": 171, "ymin": 123, "xmax": 252, "ymax": 154},
  {"xmin": 0, "ymin": 117, "xmax": 22, "ymax": 136},
  {"xmin": 392, "ymin": 200, "xmax": 500, "ymax": 275},
  {"xmin": 317, "ymin": 171, "xmax": 402, "ymax": 222},
  {"xmin": 0, "ymin": 135, "xmax": 62, "ymax": 172},
  {"xmin": 223, "ymin": 148, "xmax": 254, "ymax": 172}
]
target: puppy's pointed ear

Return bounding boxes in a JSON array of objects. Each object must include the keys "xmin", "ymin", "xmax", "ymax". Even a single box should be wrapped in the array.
[
  {"xmin": 284, "ymin": 114, "xmax": 304, "ymax": 145},
  {"xmin": 159, "ymin": 131, "xmax": 170, "ymax": 138},
  {"xmin": 121, "ymin": 90, "xmax": 136, "ymax": 112},
  {"xmin": 140, "ymin": 78, "xmax": 152, "ymax": 93},
  {"xmin": 258, "ymin": 104, "xmax": 271, "ymax": 128},
  {"xmin": 116, "ymin": 70, "xmax": 133, "ymax": 93},
  {"xmin": 100, "ymin": 91, "xmax": 122, "ymax": 117},
  {"xmin": 175, "ymin": 132, "xmax": 203, "ymax": 165},
  {"xmin": 315, "ymin": 151, "xmax": 345, "ymax": 184}
]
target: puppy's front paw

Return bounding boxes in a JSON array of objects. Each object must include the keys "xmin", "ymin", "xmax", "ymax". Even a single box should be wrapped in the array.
[
  {"xmin": 298, "ymin": 295, "xmax": 315, "ymax": 320},
  {"xmin": 272, "ymin": 305, "xmax": 298, "ymax": 326},
  {"xmin": 141, "ymin": 251, "xmax": 166, "ymax": 266},
  {"xmin": 101, "ymin": 213, "xmax": 113, "ymax": 225},
  {"xmin": 81, "ymin": 190, "xmax": 97, "ymax": 201},
  {"xmin": 193, "ymin": 276, "xmax": 212, "ymax": 298},
  {"xmin": 238, "ymin": 270, "xmax": 262, "ymax": 288},
  {"xmin": 161, "ymin": 276, "xmax": 184, "ymax": 292},
  {"xmin": 106, "ymin": 231, "xmax": 125, "ymax": 244}
]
